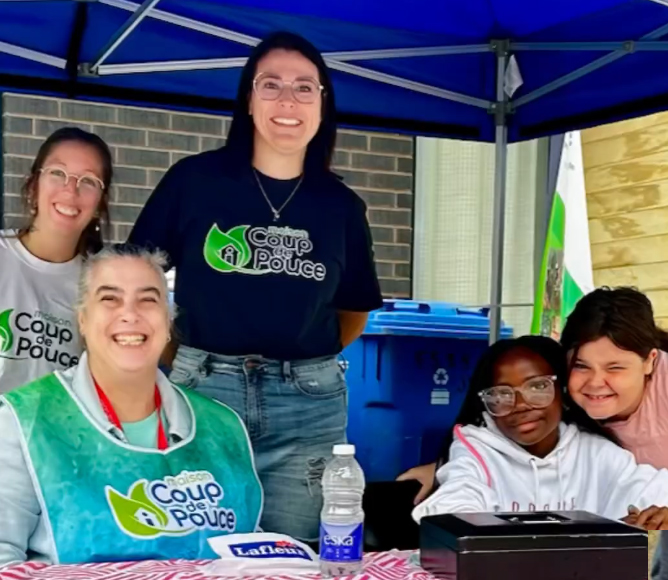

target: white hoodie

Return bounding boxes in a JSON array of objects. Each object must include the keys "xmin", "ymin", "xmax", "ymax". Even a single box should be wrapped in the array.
[{"xmin": 412, "ymin": 416, "xmax": 668, "ymax": 523}]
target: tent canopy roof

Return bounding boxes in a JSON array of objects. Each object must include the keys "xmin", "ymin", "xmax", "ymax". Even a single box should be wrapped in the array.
[{"xmin": 1, "ymin": 0, "xmax": 668, "ymax": 141}]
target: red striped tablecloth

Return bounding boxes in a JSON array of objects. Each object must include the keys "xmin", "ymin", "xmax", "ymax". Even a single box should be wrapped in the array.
[{"xmin": 0, "ymin": 551, "xmax": 435, "ymax": 580}]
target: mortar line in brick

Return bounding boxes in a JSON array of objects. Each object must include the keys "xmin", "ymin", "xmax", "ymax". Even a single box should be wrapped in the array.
[
  {"xmin": 335, "ymin": 147, "xmax": 371, "ymax": 153},
  {"xmin": 114, "ymin": 165, "xmax": 169, "ymax": 171},
  {"xmin": 365, "ymin": 169, "xmax": 413, "ymax": 175},
  {"xmin": 369, "ymin": 208, "xmax": 412, "ymax": 212},
  {"xmin": 144, "ymin": 126, "xmax": 225, "ymax": 136},
  {"xmin": 370, "ymin": 134, "xmax": 412, "ymax": 140},
  {"xmin": 4, "ymin": 114, "xmax": 64, "ymax": 122},
  {"xmin": 353, "ymin": 151, "xmax": 403, "ymax": 157},
  {"xmin": 4, "ymin": 132, "xmax": 40, "ymax": 137}
]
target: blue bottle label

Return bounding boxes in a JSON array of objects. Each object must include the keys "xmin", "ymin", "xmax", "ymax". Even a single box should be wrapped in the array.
[{"xmin": 319, "ymin": 522, "xmax": 364, "ymax": 562}]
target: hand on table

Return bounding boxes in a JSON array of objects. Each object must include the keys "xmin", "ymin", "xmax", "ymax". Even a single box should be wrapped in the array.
[
  {"xmin": 396, "ymin": 462, "xmax": 437, "ymax": 505},
  {"xmin": 622, "ymin": 505, "xmax": 668, "ymax": 530}
]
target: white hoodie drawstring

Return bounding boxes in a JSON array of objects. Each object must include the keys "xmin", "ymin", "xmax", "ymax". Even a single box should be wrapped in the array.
[
  {"xmin": 556, "ymin": 448, "xmax": 565, "ymax": 509},
  {"xmin": 530, "ymin": 458, "xmax": 540, "ymax": 508},
  {"xmin": 531, "ymin": 449, "xmax": 566, "ymax": 511}
]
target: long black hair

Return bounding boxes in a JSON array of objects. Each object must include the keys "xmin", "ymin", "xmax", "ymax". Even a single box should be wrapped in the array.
[
  {"xmin": 226, "ymin": 31, "xmax": 337, "ymax": 176},
  {"xmin": 561, "ymin": 286, "xmax": 668, "ymax": 359},
  {"xmin": 436, "ymin": 335, "xmax": 618, "ymax": 468}
]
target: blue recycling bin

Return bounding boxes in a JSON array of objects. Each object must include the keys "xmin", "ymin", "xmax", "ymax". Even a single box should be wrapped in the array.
[{"xmin": 342, "ymin": 299, "xmax": 513, "ymax": 482}]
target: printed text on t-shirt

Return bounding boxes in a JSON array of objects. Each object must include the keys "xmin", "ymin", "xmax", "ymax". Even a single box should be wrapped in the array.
[
  {"xmin": 203, "ymin": 223, "xmax": 326, "ymax": 281},
  {"xmin": 0, "ymin": 308, "xmax": 78, "ymax": 368}
]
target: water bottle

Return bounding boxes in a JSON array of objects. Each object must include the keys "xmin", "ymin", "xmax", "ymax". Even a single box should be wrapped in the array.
[{"xmin": 319, "ymin": 444, "xmax": 365, "ymax": 577}]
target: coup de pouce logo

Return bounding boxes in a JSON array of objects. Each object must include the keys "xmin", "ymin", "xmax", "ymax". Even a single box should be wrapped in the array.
[{"xmin": 106, "ymin": 470, "xmax": 237, "ymax": 539}]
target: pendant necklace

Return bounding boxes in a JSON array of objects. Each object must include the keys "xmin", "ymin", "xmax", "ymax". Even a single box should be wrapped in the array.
[{"xmin": 253, "ymin": 168, "xmax": 303, "ymax": 222}]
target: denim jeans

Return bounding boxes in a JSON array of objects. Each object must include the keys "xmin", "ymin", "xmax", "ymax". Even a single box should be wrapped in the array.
[
  {"xmin": 653, "ymin": 532, "xmax": 667, "ymax": 580},
  {"xmin": 168, "ymin": 345, "xmax": 348, "ymax": 543}
]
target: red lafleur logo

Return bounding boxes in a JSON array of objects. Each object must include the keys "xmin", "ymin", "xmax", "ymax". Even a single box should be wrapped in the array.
[{"xmin": 275, "ymin": 540, "xmax": 294, "ymax": 547}]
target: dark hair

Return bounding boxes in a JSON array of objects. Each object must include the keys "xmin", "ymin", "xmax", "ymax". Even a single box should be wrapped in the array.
[
  {"xmin": 14, "ymin": 127, "xmax": 113, "ymax": 257},
  {"xmin": 561, "ymin": 286, "xmax": 668, "ymax": 359},
  {"xmin": 226, "ymin": 30, "xmax": 337, "ymax": 176},
  {"xmin": 436, "ymin": 335, "xmax": 617, "ymax": 468}
]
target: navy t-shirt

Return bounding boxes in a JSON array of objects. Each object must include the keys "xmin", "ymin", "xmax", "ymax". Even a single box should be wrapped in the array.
[{"xmin": 127, "ymin": 146, "xmax": 384, "ymax": 361}]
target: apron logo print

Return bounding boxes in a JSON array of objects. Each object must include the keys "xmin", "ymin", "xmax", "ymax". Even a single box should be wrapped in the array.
[
  {"xmin": 106, "ymin": 480, "xmax": 178, "ymax": 539},
  {"xmin": 106, "ymin": 470, "xmax": 238, "ymax": 540}
]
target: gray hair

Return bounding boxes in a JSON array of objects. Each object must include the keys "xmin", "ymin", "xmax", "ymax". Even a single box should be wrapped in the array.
[{"xmin": 76, "ymin": 244, "xmax": 175, "ymax": 320}]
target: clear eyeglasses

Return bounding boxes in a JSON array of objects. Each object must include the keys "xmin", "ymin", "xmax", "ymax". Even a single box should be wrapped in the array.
[
  {"xmin": 253, "ymin": 73, "xmax": 324, "ymax": 104},
  {"xmin": 478, "ymin": 375, "xmax": 557, "ymax": 417},
  {"xmin": 40, "ymin": 166, "xmax": 105, "ymax": 195}
]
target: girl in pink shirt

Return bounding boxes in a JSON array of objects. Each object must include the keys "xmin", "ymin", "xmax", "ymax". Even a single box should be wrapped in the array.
[{"xmin": 561, "ymin": 286, "xmax": 668, "ymax": 471}]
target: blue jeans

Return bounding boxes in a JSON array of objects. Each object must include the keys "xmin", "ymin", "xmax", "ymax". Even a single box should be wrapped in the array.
[
  {"xmin": 168, "ymin": 345, "xmax": 348, "ymax": 543},
  {"xmin": 654, "ymin": 533, "xmax": 666, "ymax": 580}
]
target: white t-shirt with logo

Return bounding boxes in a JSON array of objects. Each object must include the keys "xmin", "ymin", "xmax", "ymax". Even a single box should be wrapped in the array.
[{"xmin": 0, "ymin": 231, "xmax": 83, "ymax": 394}]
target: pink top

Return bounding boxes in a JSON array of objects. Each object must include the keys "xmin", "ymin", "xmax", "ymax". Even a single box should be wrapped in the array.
[{"xmin": 604, "ymin": 350, "xmax": 668, "ymax": 469}]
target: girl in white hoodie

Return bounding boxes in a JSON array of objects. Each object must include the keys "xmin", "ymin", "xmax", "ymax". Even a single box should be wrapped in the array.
[{"xmin": 412, "ymin": 335, "xmax": 668, "ymax": 530}]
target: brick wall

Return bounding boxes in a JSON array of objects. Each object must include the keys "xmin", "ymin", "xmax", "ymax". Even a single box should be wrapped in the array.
[{"xmin": 1, "ymin": 93, "xmax": 414, "ymax": 297}]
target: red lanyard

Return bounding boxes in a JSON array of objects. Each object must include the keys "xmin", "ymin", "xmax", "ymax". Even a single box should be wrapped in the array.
[{"xmin": 94, "ymin": 380, "xmax": 169, "ymax": 450}]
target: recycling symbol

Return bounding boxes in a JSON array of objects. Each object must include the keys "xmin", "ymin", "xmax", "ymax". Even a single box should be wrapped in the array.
[{"xmin": 433, "ymin": 368, "xmax": 449, "ymax": 386}]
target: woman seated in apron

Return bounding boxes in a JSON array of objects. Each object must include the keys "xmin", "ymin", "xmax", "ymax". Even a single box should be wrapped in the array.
[{"xmin": 0, "ymin": 244, "xmax": 263, "ymax": 567}]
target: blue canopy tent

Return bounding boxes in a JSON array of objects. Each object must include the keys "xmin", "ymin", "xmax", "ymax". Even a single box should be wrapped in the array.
[{"xmin": 2, "ymin": 0, "xmax": 668, "ymax": 341}]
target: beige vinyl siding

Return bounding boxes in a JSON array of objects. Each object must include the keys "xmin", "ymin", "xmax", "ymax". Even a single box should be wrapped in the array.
[{"xmin": 582, "ymin": 111, "xmax": 668, "ymax": 326}]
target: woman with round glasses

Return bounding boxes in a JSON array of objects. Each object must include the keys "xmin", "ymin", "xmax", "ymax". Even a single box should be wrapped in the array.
[
  {"xmin": 412, "ymin": 335, "xmax": 668, "ymax": 529},
  {"xmin": 0, "ymin": 127, "xmax": 112, "ymax": 394},
  {"xmin": 128, "ymin": 31, "xmax": 383, "ymax": 543}
]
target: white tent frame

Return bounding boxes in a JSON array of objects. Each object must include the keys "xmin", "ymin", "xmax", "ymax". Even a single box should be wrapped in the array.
[{"xmin": 3, "ymin": 0, "xmax": 668, "ymax": 343}]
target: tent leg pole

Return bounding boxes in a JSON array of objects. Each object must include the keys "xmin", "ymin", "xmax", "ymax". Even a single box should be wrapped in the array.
[{"xmin": 489, "ymin": 42, "xmax": 509, "ymax": 345}]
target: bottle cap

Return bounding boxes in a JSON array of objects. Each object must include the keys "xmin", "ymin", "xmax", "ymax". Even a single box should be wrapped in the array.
[{"xmin": 333, "ymin": 444, "xmax": 355, "ymax": 456}]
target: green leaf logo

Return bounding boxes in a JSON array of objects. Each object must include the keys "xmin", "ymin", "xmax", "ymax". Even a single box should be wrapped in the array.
[
  {"xmin": 106, "ymin": 481, "xmax": 191, "ymax": 539},
  {"xmin": 0, "ymin": 309, "xmax": 14, "ymax": 354},
  {"xmin": 203, "ymin": 224, "xmax": 269, "ymax": 275}
]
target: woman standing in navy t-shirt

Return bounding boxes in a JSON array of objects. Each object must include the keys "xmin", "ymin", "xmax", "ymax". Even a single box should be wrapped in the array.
[{"xmin": 128, "ymin": 31, "xmax": 383, "ymax": 542}]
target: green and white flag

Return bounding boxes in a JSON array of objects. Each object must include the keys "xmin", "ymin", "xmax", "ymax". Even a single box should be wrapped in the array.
[{"xmin": 531, "ymin": 131, "xmax": 594, "ymax": 339}]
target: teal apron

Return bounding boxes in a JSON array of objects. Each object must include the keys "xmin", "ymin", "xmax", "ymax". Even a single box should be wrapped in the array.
[{"xmin": 2, "ymin": 373, "xmax": 263, "ymax": 564}]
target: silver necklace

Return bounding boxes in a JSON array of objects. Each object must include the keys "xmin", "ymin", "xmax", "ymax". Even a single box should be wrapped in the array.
[{"xmin": 253, "ymin": 169, "xmax": 304, "ymax": 222}]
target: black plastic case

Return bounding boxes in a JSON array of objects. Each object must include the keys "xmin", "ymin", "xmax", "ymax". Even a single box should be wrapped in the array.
[{"xmin": 420, "ymin": 511, "xmax": 648, "ymax": 580}]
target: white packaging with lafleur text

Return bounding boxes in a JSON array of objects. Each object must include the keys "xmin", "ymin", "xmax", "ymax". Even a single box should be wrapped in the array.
[{"xmin": 202, "ymin": 532, "xmax": 320, "ymax": 576}]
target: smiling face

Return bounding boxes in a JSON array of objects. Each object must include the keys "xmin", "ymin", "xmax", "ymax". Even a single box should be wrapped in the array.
[
  {"xmin": 491, "ymin": 347, "xmax": 563, "ymax": 457},
  {"xmin": 249, "ymin": 48, "xmax": 323, "ymax": 159},
  {"xmin": 32, "ymin": 140, "xmax": 105, "ymax": 239},
  {"xmin": 568, "ymin": 336, "xmax": 656, "ymax": 421},
  {"xmin": 78, "ymin": 256, "xmax": 170, "ymax": 375}
]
